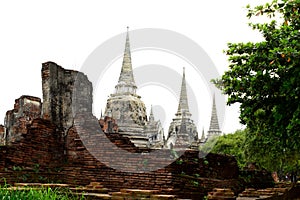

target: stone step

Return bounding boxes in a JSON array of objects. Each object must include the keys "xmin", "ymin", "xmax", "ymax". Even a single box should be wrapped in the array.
[
  {"xmin": 74, "ymin": 193, "xmax": 112, "ymax": 200},
  {"xmin": 120, "ymin": 189, "xmax": 160, "ymax": 195},
  {"xmin": 237, "ymin": 185, "xmax": 292, "ymax": 200},
  {"xmin": 70, "ymin": 187, "xmax": 109, "ymax": 193},
  {"xmin": 207, "ymin": 197, "xmax": 236, "ymax": 200},
  {"xmin": 8, "ymin": 184, "xmax": 178, "ymax": 200},
  {"xmin": 110, "ymin": 189, "xmax": 179, "ymax": 199},
  {"xmin": 69, "ymin": 181, "xmax": 110, "ymax": 194},
  {"xmin": 208, "ymin": 188, "xmax": 236, "ymax": 200},
  {"xmin": 5, "ymin": 187, "xmax": 41, "ymax": 191},
  {"xmin": 151, "ymin": 195, "xmax": 177, "ymax": 200},
  {"xmin": 256, "ymin": 189, "xmax": 277, "ymax": 196},
  {"xmin": 14, "ymin": 183, "xmax": 70, "ymax": 188},
  {"xmin": 14, "ymin": 183, "xmax": 43, "ymax": 187},
  {"xmin": 238, "ymin": 188, "xmax": 259, "ymax": 197}
]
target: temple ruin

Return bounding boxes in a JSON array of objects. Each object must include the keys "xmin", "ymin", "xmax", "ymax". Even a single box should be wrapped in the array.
[
  {"xmin": 0, "ymin": 31, "xmax": 276, "ymax": 199},
  {"xmin": 102, "ymin": 28, "xmax": 220, "ymax": 149}
]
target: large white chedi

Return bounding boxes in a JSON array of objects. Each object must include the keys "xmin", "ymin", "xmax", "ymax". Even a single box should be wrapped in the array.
[{"xmin": 104, "ymin": 28, "xmax": 164, "ymax": 148}]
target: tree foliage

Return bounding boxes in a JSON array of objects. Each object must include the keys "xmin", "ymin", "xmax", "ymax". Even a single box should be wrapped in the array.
[
  {"xmin": 202, "ymin": 130, "xmax": 247, "ymax": 167},
  {"xmin": 215, "ymin": 0, "xmax": 300, "ymax": 172},
  {"xmin": 201, "ymin": 128, "xmax": 300, "ymax": 173}
]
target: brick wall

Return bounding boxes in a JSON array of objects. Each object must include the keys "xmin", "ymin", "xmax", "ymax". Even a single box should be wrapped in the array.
[
  {"xmin": 61, "ymin": 112, "xmax": 242, "ymax": 199},
  {"xmin": 0, "ymin": 112, "xmax": 243, "ymax": 199},
  {"xmin": 0, "ymin": 118, "xmax": 64, "ymax": 170},
  {"xmin": 99, "ymin": 116, "xmax": 118, "ymax": 133},
  {"xmin": 0, "ymin": 114, "xmax": 275, "ymax": 199}
]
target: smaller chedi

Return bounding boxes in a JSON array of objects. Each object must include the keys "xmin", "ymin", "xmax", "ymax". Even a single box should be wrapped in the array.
[
  {"xmin": 165, "ymin": 68, "xmax": 199, "ymax": 149},
  {"xmin": 206, "ymin": 94, "xmax": 222, "ymax": 140}
]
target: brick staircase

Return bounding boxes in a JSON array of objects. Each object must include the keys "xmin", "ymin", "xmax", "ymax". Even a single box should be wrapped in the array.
[
  {"xmin": 110, "ymin": 189, "xmax": 177, "ymax": 200},
  {"xmin": 236, "ymin": 182, "xmax": 300, "ymax": 200},
  {"xmin": 2, "ymin": 182, "xmax": 181, "ymax": 199},
  {"xmin": 4, "ymin": 181, "xmax": 300, "ymax": 199},
  {"xmin": 237, "ymin": 187, "xmax": 281, "ymax": 200},
  {"xmin": 206, "ymin": 182, "xmax": 300, "ymax": 200},
  {"xmin": 71, "ymin": 182, "xmax": 179, "ymax": 199},
  {"xmin": 70, "ymin": 182, "xmax": 111, "ymax": 199}
]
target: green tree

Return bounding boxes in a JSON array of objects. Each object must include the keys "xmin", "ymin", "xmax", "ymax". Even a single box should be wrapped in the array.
[
  {"xmin": 214, "ymin": 0, "xmax": 300, "ymax": 173},
  {"xmin": 201, "ymin": 129, "xmax": 247, "ymax": 167}
]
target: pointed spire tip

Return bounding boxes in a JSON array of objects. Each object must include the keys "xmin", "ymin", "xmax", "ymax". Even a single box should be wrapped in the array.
[
  {"xmin": 149, "ymin": 105, "xmax": 154, "ymax": 121},
  {"xmin": 176, "ymin": 66, "xmax": 190, "ymax": 115},
  {"xmin": 115, "ymin": 26, "xmax": 137, "ymax": 95}
]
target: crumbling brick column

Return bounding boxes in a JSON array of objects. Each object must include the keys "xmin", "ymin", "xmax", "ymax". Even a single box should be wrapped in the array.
[
  {"xmin": 0, "ymin": 125, "xmax": 5, "ymax": 145},
  {"xmin": 41, "ymin": 62, "xmax": 93, "ymax": 134},
  {"xmin": 4, "ymin": 95, "xmax": 41, "ymax": 144}
]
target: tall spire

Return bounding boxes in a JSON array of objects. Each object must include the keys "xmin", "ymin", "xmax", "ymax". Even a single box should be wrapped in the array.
[
  {"xmin": 149, "ymin": 105, "xmax": 154, "ymax": 122},
  {"xmin": 176, "ymin": 67, "xmax": 190, "ymax": 117},
  {"xmin": 115, "ymin": 27, "xmax": 137, "ymax": 95},
  {"xmin": 208, "ymin": 94, "xmax": 221, "ymax": 133},
  {"xmin": 201, "ymin": 128, "xmax": 205, "ymax": 141},
  {"xmin": 166, "ymin": 67, "xmax": 198, "ymax": 149}
]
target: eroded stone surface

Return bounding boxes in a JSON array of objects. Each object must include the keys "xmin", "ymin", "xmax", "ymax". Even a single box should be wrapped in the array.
[
  {"xmin": 105, "ymin": 96, "xmax": 147, "ymax": 129},
  {"xmin": 99, "ymin": 116, "xmax": 118, "ymax": 133},
  {"xmin": 41, "ymin": 61, "xmax": 93, "ymax": 135},
  {"xmin": 0, "ymin": 125, "xmax": 4, "ymax": 145},
  {"xmin": 4, "ymin": 95, "xmax": 41, "ymax": 144}
]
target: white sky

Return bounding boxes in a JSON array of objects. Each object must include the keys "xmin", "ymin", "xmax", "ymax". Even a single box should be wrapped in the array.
[{"xmin": 0, "ymin": 0, "xmax": 270, "ymax": 134}]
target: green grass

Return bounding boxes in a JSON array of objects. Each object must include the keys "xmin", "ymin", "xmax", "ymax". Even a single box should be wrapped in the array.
[{"xmin": 0, "ymin": 185, "xmax": 84, "ymax": 200}]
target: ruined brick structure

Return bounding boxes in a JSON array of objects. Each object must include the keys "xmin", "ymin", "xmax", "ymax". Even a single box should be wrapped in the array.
[
  {"xmin": 0, "ymin": 113, "xmax": 243, "ymax": 198},
  {"xmin": 0, "ymin": 62, "xmax": 274, "ymax": 199},
  {"xmin": 41, "ymin": 61, "xmax": 93, "ymax": 135},
  {"xmin": 2, "ymin": 62, "xmax": 93, "ymax": 145},
  {"xmin": 2, "ymin": 118, "xmax": 64, "ymax": 168},
  {"xmin": 4, "ymin": 95, "xmax": 42, "ymax": 144},
  {"xmin": 99, "ymin": 116, "xmax": 118, "ymax": 133},
  {"xmin": 63, "ymin": 116, "xmax": 243, "ymax": 198},
  {"xmin": 0, "ymin": 125, "xmax": 4, "ymax": 145},
  {"xmin": 0, "ymin": 29, "xmax": 275, "ymax": 198}
]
